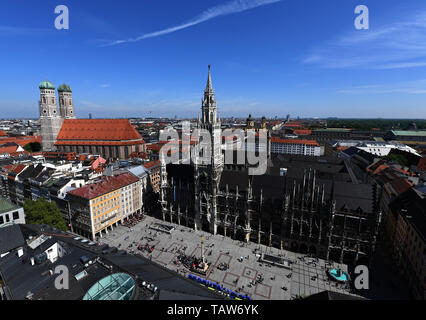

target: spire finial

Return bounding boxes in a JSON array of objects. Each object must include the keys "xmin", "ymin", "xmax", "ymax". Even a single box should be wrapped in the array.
[{"xmin": 206, "ymin": 65, "xmax": 213, "ymax": 92}]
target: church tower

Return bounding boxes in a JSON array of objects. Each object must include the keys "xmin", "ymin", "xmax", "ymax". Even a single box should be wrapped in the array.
[
  {"xmin": 58, "ymin": 84, "xmax": 76, "ymax": 119},
  {"xmin": 194, "ymin": 65, "xmax": 224, "ymax": 234},
  {"xmin": 246, "ymin": 114, "xmax": 255, "ymax": 130},
  {"xmin": 39, "ymin": 80, "xmax": 63, "ymax": 151}
]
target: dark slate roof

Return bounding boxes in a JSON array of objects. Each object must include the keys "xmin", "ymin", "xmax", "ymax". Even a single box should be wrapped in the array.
[
  {"xmin": 166, "ymin": 164, "xmax": 194, "ymax": 181},
  {"xmin": 18, "ymin": 164, "xmax": 44, "ymax": 180},
  {"xmin": 0, "ymin": 224, "xmax": 224, "ymax": 300},
  {"xmin": 283, "ymin": 177, "xmax": 374, "ymax": 213},
  {"xmin": 0, "ymin": 238, "xmax": 97, "ymax": 300},
  {"xmin": 270, "ymin": 155, "xmax": 350, "ymax": 181},
  {"xmin": 220, "ymin": 170, "xmax": 249, "ymax": 190},
  {"xmin": 219, "ymin": 170, "xmax": 374, "ymax": 213},
  {"xmin": 0, "ymin": 224, "xmax": 25, "ymax": 254},
  {"xmin": 48, "ymin": 178, "xmax": 72, "ymax": 194},
  {"xmin": 332, "ymin": 181, "xmax": 374, "ymax": 213},
  {"xmin": 33, "ymin": 167, "xmax": 55, "ymax": 184},
  {"xmin": 252, "ymin": 174, "xmax": 286, "ymax": 198}
]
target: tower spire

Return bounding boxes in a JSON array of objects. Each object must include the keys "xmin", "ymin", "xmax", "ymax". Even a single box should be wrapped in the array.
[
  {"xmin": 201, "ymin": 65, "xmax": 217, "ymax": 126},
  {"xmin": 206, "ymin": 65, "xmax": 214, "ymax": 94}
]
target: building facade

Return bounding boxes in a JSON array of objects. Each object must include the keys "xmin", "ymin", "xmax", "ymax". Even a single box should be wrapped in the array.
[
  {"xmin": 271, "ymin": 137, "xmax": 321, "ymax": 156},
  {"xmin": 388, "ymin": 187, "xmax": 425, "ymax": 300},
  {"xmin": 0, "ymin": 196, "xmax": 25, "ymax": 227},
  {"xmin": 158, "ymin": 67, "xmax": 382, "ymax": 266},
  {"xmin": 68, "ymin": 173, "xmax": 141, "ymax": 240}
]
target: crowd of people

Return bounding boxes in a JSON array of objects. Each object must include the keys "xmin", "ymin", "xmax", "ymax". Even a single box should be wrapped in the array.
[{"xmin": 123, "ymin": 213, "xmax": 145, "ymax": 228}]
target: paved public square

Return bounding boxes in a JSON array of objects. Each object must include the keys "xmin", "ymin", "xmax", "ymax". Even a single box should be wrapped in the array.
[{"xmin": 99, "ymin": 215, "xmax": 357, "ymax": 300}]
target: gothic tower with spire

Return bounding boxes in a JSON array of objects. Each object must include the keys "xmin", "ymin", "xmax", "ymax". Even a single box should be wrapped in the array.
[
  {"xmin": 194, "ymin": 65, "xmax": 224, "ymax": 234},
  {"xmin": 39, "ymin": 80, "xmax": 63, "ymax": 151}
]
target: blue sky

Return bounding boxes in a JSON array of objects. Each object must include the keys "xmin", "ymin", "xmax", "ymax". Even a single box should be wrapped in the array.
[{"xmin": 1, "ymin": 0, "xmax": 426, "ymax": 119}]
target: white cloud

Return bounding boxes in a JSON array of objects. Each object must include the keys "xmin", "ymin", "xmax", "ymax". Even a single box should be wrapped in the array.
[
  {"xmin": 375, "ymin": 61, "xmax": 426, "ymax": 70},
  {"xmin": 303, "ymin": 10, "xmax": 426, "ymax": 69},
  {"xmin": 337, "ymin": 79, "xmax": 426, "ymax": 95},
  {"xmin": 102, "ymin": 0, "xmax": 281, "ymax": 46},
  {"xmin": 0, "ymin": 25, "xmax": 50, "ymax": 37}
]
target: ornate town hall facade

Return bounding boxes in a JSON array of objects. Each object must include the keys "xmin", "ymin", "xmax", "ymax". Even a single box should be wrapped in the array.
[{"xmin": 159, "ymin": 66, "xmax": 382, "ymax": 266}]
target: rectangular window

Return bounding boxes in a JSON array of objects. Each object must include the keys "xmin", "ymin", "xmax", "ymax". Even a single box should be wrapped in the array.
[{"xmin": 13, "ymin": 211, "xmax": 20, "ymax": 220}]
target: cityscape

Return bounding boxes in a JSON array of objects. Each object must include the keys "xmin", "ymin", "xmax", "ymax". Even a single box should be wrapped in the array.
[{"xmin": 0, "ymin": 0, "xmax": 425, "ymax": 307}]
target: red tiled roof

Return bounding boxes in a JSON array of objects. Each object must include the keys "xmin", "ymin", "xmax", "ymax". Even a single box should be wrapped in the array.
[
  {"xmin": 284, "ymin": 121, "xmax": 302, "ymax": 128},
  {"xmin": 128, "ymin": 151, "xmax": 148, "ymax": 159},
  {"xmin": 55, "ymin": 119, "xmax": 145, "ymax": 144},
  {"xmin": 294, "ymin": 129, "xmax": 312, "ymax": 135},
  {"xmin": 90, "ymin": 157, "xmax": 106, "ymax": 170},
  {"xmin": 55, "ymin": 140, "xmax": 143, "ymax": 146},
  {"xmin": 0, "ymin": 136, "xmax": 41, "ymax": 147},
  {"xmin": 372, "ymin": 164, "xmax": 389, "ymax": 175},
  {"xmin": 417, "ymin": 157, "xmax": 426, "ymax": 171},
  {"xmin": 11, "ymin": 164, "xmax": 26, "ymax": 174},
  {"xmin": 390, "ymin": 179, "xmax": 413, "ymax": 194},
  {"xmin": 0, "ymin": 145, "xmax": 21, "ymax": 154},
  {"xmin": 68, "ymin": 173, "xmax": 139, "ymax": 200},
  {"xmin": 144, "ymin": 160, "xmax": 161, "ymax": 169},
  {"xmin": 3, "ymin": 164, "xmax": 14, "ymax": 171},
  {"xmin": 271, "ymin": 137, "xmax": 320, "ymax": 146},
  {"xmin": 146, "ymin": 144, "xmax": 163, "ymax": 152},
  {"xmin": 335, "ymin": 146, "xmax": 350, "ymax": 151},
  {"xmin": 0, "ymin": 130, "xmax": 7, "ymax": 137},
  {"xmin": 393, "ymin": 167, "xmax": 415, "ymax": 177},
  {"xmin": 7, "ymin": 164, "xmax": 27, "ymax": 180}
]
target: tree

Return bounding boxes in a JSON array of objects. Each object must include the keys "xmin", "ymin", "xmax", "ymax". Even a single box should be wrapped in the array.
[
  {"xmin": 23, "ymin": 198, "xmax": 67, "ymax": 231},
  {"xmin": 384, "ymin": 154, "xmax": 410, "ymax": 167},
  {"xmin": 23, "ymin": 142, "xmax": 42, "ymax": 153}
]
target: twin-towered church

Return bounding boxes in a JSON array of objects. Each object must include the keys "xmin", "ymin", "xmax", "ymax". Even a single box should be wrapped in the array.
[{"xmin": 38, "ymin": 81, "xmax": 145, "ymax": 158}]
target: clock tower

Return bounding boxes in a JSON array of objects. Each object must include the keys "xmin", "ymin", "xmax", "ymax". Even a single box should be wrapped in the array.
[{"xmin": 194, "ymin": 66, "xmax": 224, "ymax": 234}]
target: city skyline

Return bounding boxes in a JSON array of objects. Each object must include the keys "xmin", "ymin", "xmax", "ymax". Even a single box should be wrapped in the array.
[{"xmin": 1, "ymin": 0, "xmax": 426, "ymax": 119}]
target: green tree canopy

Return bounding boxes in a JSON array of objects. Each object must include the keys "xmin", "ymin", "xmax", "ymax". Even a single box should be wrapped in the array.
[
  {"xmin": 384, "ymin": 154, "xmax": 411, "ymax": 167},
  {"xmin": 23, "ymin": 142, "xmax": 42, "ymax": 153},
  {"xmin": 23, "ymin": 198, "xmax": 67, "ymax": 231}
]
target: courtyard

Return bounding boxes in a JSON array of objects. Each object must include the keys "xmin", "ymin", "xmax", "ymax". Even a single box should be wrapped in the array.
[{"xmin": 99, "ymin": 215, "xmax": 357, "ymax": 300}]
